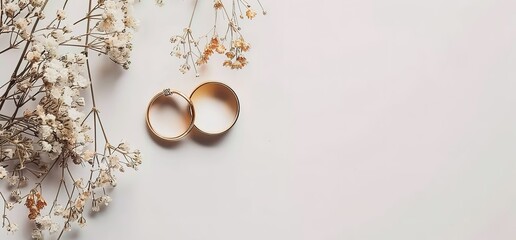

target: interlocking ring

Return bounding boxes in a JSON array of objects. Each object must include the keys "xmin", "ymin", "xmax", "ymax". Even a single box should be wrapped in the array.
[
  {"xmin": 190, "ymin": 82, "xmax": 240, "ymax": 135},
  {"xmin": 145, "ymin": 89, "xmax": 195, "ymax": 141},
  {"xmin": 146, "ymin": 82, "xmax": 240, "ymax": 141}
]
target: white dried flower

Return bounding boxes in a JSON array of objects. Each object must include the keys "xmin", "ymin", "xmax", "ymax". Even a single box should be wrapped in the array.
[
  {"xmin": 57, "ymin": 9, "xmax": 67, "ymax": 20},
  {"xmin": 75, "ymin": 75, "xmax": 90, "ymax": 88},
  {"xmin": 35, "ymin": 215, "xmax": 59, "ymax": 233},
  {"xmin": 0, "ymin": 166, "xmax": 7, "ymax": 179},
  {"xmin": 50, "ymin": 30, "xmax": 65, "ymax": 43},
  {"xmin": 43, "ymin": 59, "xmax": 68, "ymax": 84},
  {"xmin": 30, "ymin": 0, "xmax": 44, "ymax": 7},
  {"xmin": 7, "ymin": 175, "xmax": 19, "ymax": 187},
  {"xmin": 67, "ymin": 108, "xmax": 84, "ymax": 121},
  {"xmin": 4, "ymin": 3, "xmax": 19, "ymax": 18},
  {"xmin": 100, "ymin": 195, "xmax": 112, "ymax": 206},
  {"xmin": 78, "ymin": 216, "xmax": 87, "ymax": 227},
  {"xmin": 94, "ymin": 169, "xmax": 114, "ymax": 187},
  {"xmin": 38, "ymin": 125, "xmax": 53, "ymax": 139},
  {"xmin": 179, "ymin": 63, "xmax": 190, "ymax": 74},
  {"xmin": 53, "ymin": 204, "xmax": 65, "ymax": 216},
  {"xmin": 104, "ymin": 32, "xmax": 133, "ymax": 67},
  {"xmin": 10, "ymin": 189, "xmax": 21, "ymax": 201},
  {"xmin": 26, "ymin": 51, "xmax": 42, "ymax": 63},
  {"xmin": 31, "ymin": 229, "xmax": 42, "ymax": 239},
  {"xmin": 6, "ymin": 202, "xmax": 14, "ymax": 210},
  {"xmin": 40, "ymin": 141, "xmax": 52, "ymax": 152},
  {"xmin": 19, "ymin": 0, "xmax": 29, "ymax": 8},
  {"xmin": 98, "ymin": 1, "xmax": 125, "ymax": 32},
  {"xmin": 6, "ymin": 223, "xmax": 18, "ymax": 233},
  {"xmin": 63, "ymin": 25, "xmax": 72, "ymax": 33},
  {"xmin": 34, "ymin": 35, "xmax": 58, "ymax": 57},
  {"xmin": 14, "ymin": 18, "xmax": 30, "ymax": 31},
  {"xmin": 76, "ymin": 97, "xmax": 86, "ymax": 106},
  {"xmin": 119, "ymin": 142, "xmax": 130, "ymax": 152},
  {"xmin": 108, "ymin": 155, "xmax": 121, "ymax": 170},
  {"xmin": 81, "ymin": 150, "xmax": 95, "ymax": 162}
]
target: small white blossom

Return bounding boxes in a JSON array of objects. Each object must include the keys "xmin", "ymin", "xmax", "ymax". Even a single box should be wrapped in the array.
[
  {"xmin": 35, "ymin": 215, "xmax": 59, "ymax": 233},
  {"xmin": 43, "ymin": 59, "xmax": 68, "ymax": 84},
  {"xmin": 30, "ymin": 0, "xmax": 45, "ymax": 7},
  {"xmin": 6, "ymin": 202, "xmax": 15, "ymax": 210},
  {"xmin": 38, "ymin": 125, "xmax": 53, "ymax": 139},
  {"xmin": 50, "ymin": 30, "xmax": 65, "ymax": 43},
  {"xmin": 4, "ymin": 3, "xmax": 19, "ymax": 18},
  {"xmin": 100, "ymin": 195, "xmax": 112, "ymax": 206},
  {"xmin": 53, "ymin": 204, "xmax": 65, "ymax": 216},
  {"xmin": 31, "ymin": 229, "xmax": 43, "ymax": 239},
  {"xmin": 104, "ymin": 32, "xmax": 133, "ymax": 67},
  {"xmin": 19, "ymin": 0, "xmax": 29, "ymax": 8},
  {"xmin": 61, "ymin": 86, "xmax": 75, "ymax": 106},
  {"xmin": 108, "ymin": 155, "xmax": 121, "ymax": 170},
  {"xmin": 14, "ymin": 18, "xmax": 30, "ymax": 31},
  {"xmin": 98, "ymin": 1, "xmax": 125, "ymax": 32},
  {"xmin": 10, "ymin": 189, "xmax": 21, "ymax": 201},
  {"xmin": 40, "ymin": 141, "xmax": 52, "ymax": 152},
  {"xmin": 119, "ymin": 142, "xmax": 130, "ymax": 152},
  {"xmin": 26, "ymin": 51, "xmax": 42, "ymax": 63},
  {"xmin": 67, "ymin": 108, "xmax": 84, "ymax": 120},
  {"xmin": 0, "ymin": 166, "xmax": 7, "ymax": 179},
  {"xmin": 7, "ymin": 175, "xmax": 19, "ymax": 187},
  {"xmin": 81, "ymin": 150, "xmax": 95, "ymax": 162},
  {"xmin": 76, "ymin": 97, "xmax": 86, "ymax": 106},
  {"xmin": 75, "ymin": 75, "xmax": 90, "ymax": 88},
  {"xmin": 56, "ymin": 9, "xmax": 67, "ymax": 20},
  {"xmin": 78, "ymin": 216, "xmax": 87, "ymax": 227},
  {"xmin": 34, "ymin": 35, "xmax": 58, "ymax": 57},
  {"xmin": 6, "ymin": 223, "xmax": 18, "ymax": 233},
  {"xmin": 179, "ymin": 63, "xmax": 190, "ymax": 74}
]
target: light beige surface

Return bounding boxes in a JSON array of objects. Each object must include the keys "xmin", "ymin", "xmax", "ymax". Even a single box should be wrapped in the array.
[{"xmin": 2, "ymin": 0, "xmax": 516, "ymax": 239}]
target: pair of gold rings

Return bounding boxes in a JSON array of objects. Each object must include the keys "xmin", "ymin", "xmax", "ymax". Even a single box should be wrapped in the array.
[{"xmin": 146, "ymin": 82, "xmax": 240, "ymax": 141}]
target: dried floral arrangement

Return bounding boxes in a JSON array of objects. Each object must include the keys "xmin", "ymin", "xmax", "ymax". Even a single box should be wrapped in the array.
[
  {"xmin": 0, "ymin": 0, "xmax": 264, "ymax": 239},
  {"xmin": 0, "ymin": 0, "xmax": 141, "ymax": 239},
  {"xmin": 164, "ymin": 0, "xmax": 266, "ymax": 76}
]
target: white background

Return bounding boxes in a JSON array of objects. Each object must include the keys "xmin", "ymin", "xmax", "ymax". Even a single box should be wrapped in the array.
[{"xmin": 3, "ymin": 0, "xmax": 516, "ymax": 239}]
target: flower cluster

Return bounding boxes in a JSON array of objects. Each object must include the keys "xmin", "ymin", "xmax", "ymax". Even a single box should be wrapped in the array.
[
  {"xmin": 36, "ymin": 54, "xmax": 91, "ymax": 161},
  {"xmin": 167, "ymin": 0, "xmax": 266, "ymax": 76},
  {"xmin": 0, "ymin": 0, "xmax": 142, "ymax": 239},
  {"xmin": 95, "ymin": 0, "xmax": 138, "ymax": 69}
]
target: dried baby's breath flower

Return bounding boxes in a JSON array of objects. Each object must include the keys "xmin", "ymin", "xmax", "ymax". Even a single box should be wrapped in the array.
[
  {"xmin": 246, "ymin": 8, "xmax": 257, "ymax": 19},
  {"xmin": 0, "ymin": 0, "xmax": 142, "ymax": 238},
  {"xmin": 170, "ymin": 0, "xmax": 266, "ymax": 76},
  {"xmin": 6, "ymin": 223, "xmax": 18, "ymax": 233},
  {"xmin": 0, "ymin": 166, "xmax": 7, "ymax": 179},
  {"xmin": 57, "ymin": 9, "xmax": 67, "ymax": 20},
  {"xmin": 214, "ymin": 0, "xmax": 223, "ymax": 9}
]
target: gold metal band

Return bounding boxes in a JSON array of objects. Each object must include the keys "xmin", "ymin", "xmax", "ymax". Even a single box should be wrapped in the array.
[
  {"xmin": 190, "ymin": 82, "xmax": 240, "ymax": 135},
  {"xmin": 145, "ymin": 89, "xmax": 196, "ymax": 141}
]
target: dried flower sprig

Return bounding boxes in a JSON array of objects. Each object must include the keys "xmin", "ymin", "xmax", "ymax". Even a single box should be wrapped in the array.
[
  {"xmin": 166, "ymin": 0, "xmax": 266, "ymax": 76},
  {"xmin": 0, "ymin": 0, "xmax": 141, "ymax": 239}
]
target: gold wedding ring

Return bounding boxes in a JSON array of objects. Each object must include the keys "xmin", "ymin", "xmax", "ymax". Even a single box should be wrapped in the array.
[
  {"xmin": 146, "ymin": 89, "xmax": 195, "ymax": 141},
  {"xmin": 146, "ymin": 82, "xmax": 240, "ymax": 141},
  {"xmin": 190, "ymin": 82, "xmax": 240, "ymax": 135}
]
